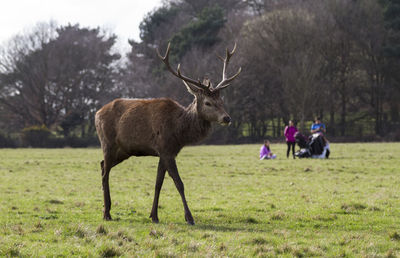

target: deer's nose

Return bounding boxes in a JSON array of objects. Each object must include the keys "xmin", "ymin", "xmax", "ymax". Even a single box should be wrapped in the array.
[{"xmin": 223, "ymin": 116, "xmax": 231, "ymax": 124}]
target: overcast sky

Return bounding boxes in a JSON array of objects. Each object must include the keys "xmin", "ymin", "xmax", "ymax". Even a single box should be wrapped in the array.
[{"xmin": 0, "ymin": 0, "xmax": 163, "ymax": 51}]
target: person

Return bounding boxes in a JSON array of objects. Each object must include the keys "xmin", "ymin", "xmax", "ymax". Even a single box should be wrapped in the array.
[
  {"xmin": 311, "ymin": 136, "xmax": 331, "ymax": 159},
  {"xmin": 310, "ymin": 117, "xmax": 330, "ymax": 158},
  {"xmin": 310, "ymin": 117, "xmax": 326, "ymax": 134},
  {"xmin": 284, "ymin": 120, "xmax": 298, "ymax": 159},
  {"xmin": 259, "ymin": 140, "xmax": 277, "ymax": 160}
]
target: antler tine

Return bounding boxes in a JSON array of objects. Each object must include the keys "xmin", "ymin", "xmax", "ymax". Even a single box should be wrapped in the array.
[
  {"xmin": 223, "ymin": 42, "xmax": 237, "ymax": 64},
  {"xmin": 177, "ymin": 64, "xmax": 210, "ymax": 89},
  {"xmin": 214, "ymin": 67, "xmax": 242, "ymax": 90},
  {"xmin": 214, "ymin": 43, "xmax": 241, "ymax": 90},
  {"xmin": 216, "ymin": 54, "xmax": 224, "ymax": 62},
  {"xmin": 157, "ymin": 43, "xmax": 210, "ymax": 91},
  {"xmin": 230, "ymin": 42, "xmax": 237, "ymax": 56},
  {"xmin": 156, "ymin": 42, "xmax": 170, "ymax": 60}
]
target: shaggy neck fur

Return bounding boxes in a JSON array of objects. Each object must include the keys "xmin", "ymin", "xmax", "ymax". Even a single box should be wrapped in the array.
[{"xmin": 177, "ymin": 98, "xmax": 211, "ymax": 147}]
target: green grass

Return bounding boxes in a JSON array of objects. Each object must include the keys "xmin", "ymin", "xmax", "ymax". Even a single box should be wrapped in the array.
[{"xmin": 0, "ymin": 143, "xmax": 399, "ymax": 257}]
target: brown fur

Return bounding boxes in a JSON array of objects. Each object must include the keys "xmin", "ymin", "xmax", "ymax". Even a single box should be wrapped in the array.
[{"xmin": 95, "ymin": 97, "xmax": 213, "ymax": 159}]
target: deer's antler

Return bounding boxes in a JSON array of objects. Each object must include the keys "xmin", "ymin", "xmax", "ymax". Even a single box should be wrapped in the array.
[
  {"xmin": 214, "ymin": 43, "xmax": 242, "ymax": 90},
  {"xmin": 157, "ymin": 43, "xmax": 211, "ymax": 92}
]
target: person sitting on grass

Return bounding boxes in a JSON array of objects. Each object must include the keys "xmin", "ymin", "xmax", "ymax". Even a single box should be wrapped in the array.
[{"xmin": 260, "ymin": 140, "xmax": 277, "ymax": 160}]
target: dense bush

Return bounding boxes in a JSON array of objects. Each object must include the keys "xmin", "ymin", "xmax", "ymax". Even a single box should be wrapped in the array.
[
  {"xmin": 65, "ymin": 136, "xmax": 99, "ymax": 147},
  {"xmin": 21, "ymin": 125, "xmax": 52, "ymax": 147},
  {"xmin": 19, "ymin": 125, "xmax": 100, "ymax": 148},
  {"xmin": 0, "ymin": 133, "xmax": 17, "ymax": 147}
]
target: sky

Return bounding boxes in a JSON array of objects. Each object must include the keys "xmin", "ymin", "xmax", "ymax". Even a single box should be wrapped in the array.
[{"xmin": 0, "ymin": 0, "xmax": 163, "ymax": 51}]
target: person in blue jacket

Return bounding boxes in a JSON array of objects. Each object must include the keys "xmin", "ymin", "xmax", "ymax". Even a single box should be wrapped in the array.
[
  {"xmin": 310, "ymin": 117, "xmax": 326, "ymax": 134},
  {"xmin": 310, "ymin": 117, "xmax": 330, "ymax": 158}
]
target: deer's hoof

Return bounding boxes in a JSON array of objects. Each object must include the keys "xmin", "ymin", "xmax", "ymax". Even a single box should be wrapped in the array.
[
  {"xmin": 185, "ymin": 214, "xmax": 195, "ymax": 225},
  {"xmin": 103, "ymin": 214, "xmax": 112, "ymax": 221},
  {"xmin": 150, "ymin": 213, "xmax": 159, "ymax": 223}
]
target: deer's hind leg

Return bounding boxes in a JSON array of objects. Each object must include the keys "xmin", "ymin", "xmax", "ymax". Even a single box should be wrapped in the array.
[
  {"xmin": 100, "ymin": 158, "xmax": 112, "ymax": 220},
  {"xmin": 100, "ymin": 149, "xmax": 127, "ymax": 221}
]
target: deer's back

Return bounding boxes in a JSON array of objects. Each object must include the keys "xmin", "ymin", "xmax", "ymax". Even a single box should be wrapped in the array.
[{"xmin": 95, "ymin": 98, "xmax": 185, "ymax": 157}]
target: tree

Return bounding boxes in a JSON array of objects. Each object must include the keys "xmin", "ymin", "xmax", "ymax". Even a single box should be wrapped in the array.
[
  {"xmin": 317, "ymin": 0, "xmax": 361, "ymax": 136},
  {"xmin": 382, "ymin": 0, "xmax": 400, "ymax": 128},
  {"xmin": 0, "ymin": 23, "xmax": 120, "ymax": 137},
  {"xmin": 0, "ymin": 22, "xmax": 58, "ymax": 129},
  {"xmin": 240, "ymin": 6, "xmax": 325, "ymax": 134},
  {"xmin": 170, "ymin": 4, "xmax": 225, "ymax": 59},
  {"xmin": 125, "ymin": 1, "xmax": 229, "ymax": 104},
  {"xmin": 47, "ymin": 24, "xmax": 121, "ymax": 136},
  {"xmin": 352, "ymin": 0, "xmax": 390, "ymax": 136}
]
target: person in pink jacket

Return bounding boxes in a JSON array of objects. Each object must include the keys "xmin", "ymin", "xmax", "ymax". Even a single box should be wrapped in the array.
[
  {"xmin": 260, "ymin": 140, "xmax": 277, "ymax": 160},
  {"xmin": 284, "ymin": 120, "xmax": 298, "ymax": 159}
]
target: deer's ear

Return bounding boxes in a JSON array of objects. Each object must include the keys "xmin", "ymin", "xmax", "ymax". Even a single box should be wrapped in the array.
[{"xmin": 182, "ymin": 80, "xmax": 202, "ymax": 96}]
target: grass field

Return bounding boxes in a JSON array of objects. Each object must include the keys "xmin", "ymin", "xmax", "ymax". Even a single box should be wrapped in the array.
[{"xmin": 0, "ymin": 143, "xmax": 399, "ymax": 257}]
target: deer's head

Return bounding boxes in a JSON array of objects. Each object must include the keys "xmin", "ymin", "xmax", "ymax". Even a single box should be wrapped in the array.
[{"xmin": 157, "ymin": 43, "xmax": 241, "ymax": 126}]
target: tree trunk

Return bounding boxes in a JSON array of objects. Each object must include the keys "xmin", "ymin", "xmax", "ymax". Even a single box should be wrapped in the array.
[
  {"xmin": 329, "ymin": 108, "xmax": 335, "ymax": 136},
  {"xmin": 340, "ymin": 91, "xmax": 346, "ymax": 136}
]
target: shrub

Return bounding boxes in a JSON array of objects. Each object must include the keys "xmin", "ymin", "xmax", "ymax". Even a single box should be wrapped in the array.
[
  {"xmin": 65, "ymin": 136, "xmax": 99, "ymax": 147},
  {"xmin": 0, "ymin": 132, "xmax": 17, "ymax": 147},
  {"xmin": 21, "ymin": 125, "xmax": 51, "ymax": 147},
  {"xmin": 46, "ymin": 137, "xmax": 66, "ymax": 148},
  {"xmin": 20, "ymin": 125, "xmax": 99, "ymax": 148}
]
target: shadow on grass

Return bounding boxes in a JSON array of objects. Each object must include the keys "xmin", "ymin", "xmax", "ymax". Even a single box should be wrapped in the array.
[
  {"xmin": 297, "ymin": 157, "xmax": 345, "ymax": 160},
  {"xmin": 112, "ymin": 213, "xmax": 272, "ymax": 233},
  {"xmin": 193, "ymin": 223, "xmax": 272, "ymax": 233}
]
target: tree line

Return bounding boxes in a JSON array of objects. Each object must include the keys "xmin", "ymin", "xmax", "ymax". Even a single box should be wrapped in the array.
[{"xmin": 0, "ymin": 0, "xmax": 399, "ymax": 147}]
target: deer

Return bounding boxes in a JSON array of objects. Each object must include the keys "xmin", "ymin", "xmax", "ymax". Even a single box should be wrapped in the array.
[{"xmin": 95, "ymin": 43, "xmax": 241, "ymax": 225}]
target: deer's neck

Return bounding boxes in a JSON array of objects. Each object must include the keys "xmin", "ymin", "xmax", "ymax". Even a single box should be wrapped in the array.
[{"xmin": 178, "ymin": 100, "xmax": 211, "ymax": 146}]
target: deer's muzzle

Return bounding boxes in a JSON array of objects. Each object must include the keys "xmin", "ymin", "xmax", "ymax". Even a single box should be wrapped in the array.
[{"xmin": 220, "ymin": 115, "xmax": 231, "ymax": 126}]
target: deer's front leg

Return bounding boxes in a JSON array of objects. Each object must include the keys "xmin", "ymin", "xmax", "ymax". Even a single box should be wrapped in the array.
[
  {"xmin": 150, "ymin": 158, "xmax": 167, "ymax": 223},
  {"xmin": 165, "ymin": 158, "xmax": 194, "ymax": 225}
]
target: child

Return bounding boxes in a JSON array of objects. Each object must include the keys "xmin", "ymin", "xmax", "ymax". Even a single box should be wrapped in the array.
[{"xmin": 260, "ymin": 140, "xmax": 277, "ymax": 160}]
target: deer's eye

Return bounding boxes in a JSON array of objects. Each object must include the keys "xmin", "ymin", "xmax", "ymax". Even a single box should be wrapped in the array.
[{"xmin": 205, "ymin": 102, "xmax": 212, "ymax": 107}]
